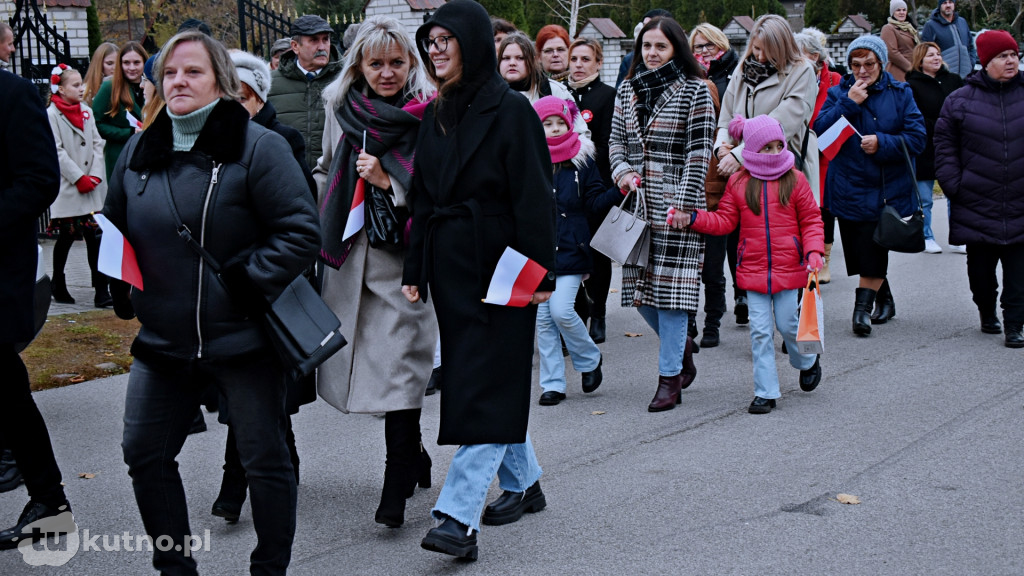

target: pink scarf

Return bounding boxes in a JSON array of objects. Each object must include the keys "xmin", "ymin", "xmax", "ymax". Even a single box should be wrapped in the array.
[
  {"xmin": 546, "ymin": 130, "xmax": 580, "ymax": 164},
  {"xmin": 742, "ymin": 148, "xmax": 795, "ymax": 181}
]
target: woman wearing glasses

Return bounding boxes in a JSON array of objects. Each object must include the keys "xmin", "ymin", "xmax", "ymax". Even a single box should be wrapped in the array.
[
  {"xmin": 688, "ymin": 23, "xmax": 739, "ymax": 348},
  {"xmin": 814, "ymin": 35, "xmax": 925, "ymax": 336},
  {"xmin": 403, "ymin": 0, "xmax": 556, "ymax": 561},
  {"xmin": 713, "ymin": 15, "xmax": 818, "ymax": 327},
  {"xmin": 536, "ymin": 24, "xmax": 571, "ymax": 82}
]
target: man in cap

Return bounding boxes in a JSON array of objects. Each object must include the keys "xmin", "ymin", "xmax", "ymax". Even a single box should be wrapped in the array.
[
  {"xmin": 268, "ymin": 14, "xmax": 342, "ymax": 168},
  {"xmin": 921, "ymin": 0, "xmax": 978, "ymax": 78},
  {"xmin": 269, "ymin": 38, "xmax": 292, "ymax": 70}
]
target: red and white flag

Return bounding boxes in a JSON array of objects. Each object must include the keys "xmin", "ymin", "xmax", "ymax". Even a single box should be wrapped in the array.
[
  {"xmin": 342, "ymin": 178, "xmax": 365, "ymax": 241},
  {"xmin": 93, "ymin": 213, "xmax": 144, "ymax": 290},
  {"xmin": 817, "ymin": 115, "xmax": 859, "ymax": 160},
  {"xmin": 483, "ymin": 247, "xmax": 548, "ymax": 307},
  {"xmin": 125, "ymin": 111, "xmax": 143, "ymax": 131}
]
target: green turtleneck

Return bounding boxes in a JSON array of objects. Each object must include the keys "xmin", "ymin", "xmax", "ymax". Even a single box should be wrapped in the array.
[{"xmin": 168, "ymin": 99, "xmax": 220, "ymax": 152}]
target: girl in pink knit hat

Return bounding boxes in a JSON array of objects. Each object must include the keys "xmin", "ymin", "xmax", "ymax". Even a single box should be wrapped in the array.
[
  {"xmin": 673, "ymin": 114, "xmax": 826, "ymax": 414},
  {"xmin": 531, "ymin": 96, "xmax": 624, "ymax": 407}
]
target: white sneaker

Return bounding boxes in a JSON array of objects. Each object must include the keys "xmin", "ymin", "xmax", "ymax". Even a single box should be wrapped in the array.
[
  {"xmin": 924, "ymin": 239, "xmax": 943, "ymax": 254},
  {"xmin": 950, "ymin": 244, "xmax": 968, "ymax": 254}
]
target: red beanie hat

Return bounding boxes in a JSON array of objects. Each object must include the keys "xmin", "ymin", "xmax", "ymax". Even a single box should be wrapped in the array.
[{"xmin": 976, "ymin": 30, "xmax": 1019, "ymax": 68}]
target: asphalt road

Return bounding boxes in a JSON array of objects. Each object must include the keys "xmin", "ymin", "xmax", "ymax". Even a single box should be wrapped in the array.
[{"xmin": 2, "ymin": 197, "xmax": 1022, "ymax": 575}]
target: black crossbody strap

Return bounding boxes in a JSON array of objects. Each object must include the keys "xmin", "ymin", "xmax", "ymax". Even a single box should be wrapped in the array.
[{"xmin": 159, "ymin": 171, "xmax": 223, "ymax": 274}]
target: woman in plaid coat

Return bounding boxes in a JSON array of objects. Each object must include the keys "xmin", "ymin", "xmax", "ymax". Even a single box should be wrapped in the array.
[{"xmin": 609, "ymin": 16, "xmax": 716, "ymax": 412}]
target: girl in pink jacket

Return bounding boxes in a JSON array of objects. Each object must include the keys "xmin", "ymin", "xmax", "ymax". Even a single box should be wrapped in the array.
[{"xmin": 675, "ymin": 115, "xmax": 825, "ymax": 414}]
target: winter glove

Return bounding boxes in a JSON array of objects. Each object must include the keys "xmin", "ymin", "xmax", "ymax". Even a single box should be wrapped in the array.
[
  {"xmin": 110, "ymin": 279, "xmax": 136, "ymax": 320},
  {"xmin": 75, "ymin": 175, "xmax": 101, "ymax": 194},
  {"xmin": 807, "ymin": 252, "xmax": 824, "ymax": 272}
]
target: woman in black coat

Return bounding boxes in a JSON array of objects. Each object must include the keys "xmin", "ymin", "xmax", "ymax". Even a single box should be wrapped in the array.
[
  {"xmin": 402, "ymin": 0, "xmax": 557, "ymax": 561},
  {"xmin": 567, "ymin": 37, "xmax": 617, "ymax": 342},
  {"xmin": 906, "ymin": 41, "xmax": 963, "ymax": 255}
]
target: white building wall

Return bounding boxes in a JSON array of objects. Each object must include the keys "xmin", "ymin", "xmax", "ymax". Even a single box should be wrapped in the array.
[{"xmin": 364, "ymin": 0, "xmax": 430, "ymax": 39}]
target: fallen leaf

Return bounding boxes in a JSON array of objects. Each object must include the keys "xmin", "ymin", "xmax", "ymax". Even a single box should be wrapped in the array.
[
  {"xmin": 591, "ymin": 411, "xmax": 606, "ymax": 415},
  {"xmin": 104, "ymin": 352, "xmax": 115, "ymax": 357},
  {"xmin": 625, "ymin": 332, "xmax": 643, "ymax": 338},
  {"xmin": 78, "ymin": 473, "xmax": 96, "ymax": 479},
  {"xmin": 610, "ymin": 289, "xmax": 619, "ymax": 293},
  {"xmin": 836, "ymin": 493, "xmax": 861, "ymax": 504},
  {"xmin": 69, "ymin": 375, "xmax": 86, "ymax": 383}
]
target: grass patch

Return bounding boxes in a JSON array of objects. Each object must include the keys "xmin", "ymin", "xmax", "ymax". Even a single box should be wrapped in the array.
[{"xmin": 19, "ymin": 311, "xmax": 139, "ymax": 391}]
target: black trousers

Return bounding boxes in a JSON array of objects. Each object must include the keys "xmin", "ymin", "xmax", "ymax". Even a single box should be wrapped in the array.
[
  {"xmin": 966, "ymin": 243, "xmax": 1024, "ymax": 327},
  {"xmin": 0, "ymin": 344, "xmax": 66, "ymax": 508},
  {"xmin": 701, "ymin": 233, "xmax": 728, "ymax": 330}
]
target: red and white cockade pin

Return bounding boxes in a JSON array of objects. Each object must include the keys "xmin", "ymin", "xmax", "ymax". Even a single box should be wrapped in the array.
[{"xmin": 581, "ymin": 109, "xmax": 594, "ymax": 123}]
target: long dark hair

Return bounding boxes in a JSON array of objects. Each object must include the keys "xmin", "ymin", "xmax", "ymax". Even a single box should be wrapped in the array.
[
  {"xmin": 626, "ymin": 17, "xmax": 702, "ymax": 81},
  {"xmin": 744, "ymin": 170, "xmax": 796, "ymax": 216}
]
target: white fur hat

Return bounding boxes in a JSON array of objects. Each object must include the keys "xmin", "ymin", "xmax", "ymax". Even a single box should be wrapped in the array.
[{"xmin": 230, "ymin": 51, "xmax": 272, "ymax": 102}]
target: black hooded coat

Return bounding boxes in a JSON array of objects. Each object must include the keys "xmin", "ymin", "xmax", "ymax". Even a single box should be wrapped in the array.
[{"xmin": 403, "ymin": 0, "xmax": 557, "ymax": 445}]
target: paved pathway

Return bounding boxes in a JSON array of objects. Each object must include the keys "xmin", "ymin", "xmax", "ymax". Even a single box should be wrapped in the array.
[{"xmin": 4, "ymin": 198, "xmax": 1021, "ymax": 575}]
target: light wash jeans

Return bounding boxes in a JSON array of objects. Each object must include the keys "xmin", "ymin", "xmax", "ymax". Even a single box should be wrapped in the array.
[
  {"xmin": 432, "ymin": 433, "xmax": 542, "ymax": 532},
  {"xmin": 917, "ymin": 180, "xmax": 936, "ymax": 241},
  {"xmin": 537, "ymin": 274, "xmax": 601, "ymax": 393},
  {"xmin": 636, "ymin": 305, "xmax": 688, "ymax": 376},
  {"xmin": 747, "ymin": 290, "xmax": 817, "ymax": 400}
]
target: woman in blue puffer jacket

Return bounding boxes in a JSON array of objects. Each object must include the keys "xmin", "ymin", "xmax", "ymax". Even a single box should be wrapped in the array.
[
  {"xmin": 532, "ymin": 96, "xmax": 623, "ymax": 407},
  {"xmin": 814, "ymin": 35, "xmax": 926, "ymax": 337}
]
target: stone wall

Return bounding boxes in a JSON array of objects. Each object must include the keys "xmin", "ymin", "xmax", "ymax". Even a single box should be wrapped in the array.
[
  {"xmin": 364, "ymin": 0, "xmax": 428, "ymax": 39},
  {"xmin": 2, "ymin": 1, "xmax": 91, "ymax": 61}
]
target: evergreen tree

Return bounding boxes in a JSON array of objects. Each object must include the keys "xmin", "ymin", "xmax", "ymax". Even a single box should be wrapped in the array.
[
  {"xmin": 805, "ymin": 0, "xmax": 840, "ymax": 31},
  {"xmin": 478, "ymin": 0, "xmax": 528, "ymax": 31},
  {"xmin": 87, "ymin": 3, "xmax": 103, "ymax": 55}
]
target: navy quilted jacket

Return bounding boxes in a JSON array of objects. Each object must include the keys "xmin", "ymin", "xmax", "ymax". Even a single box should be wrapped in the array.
[{"xmin": 934, "ymin": 71, "xmax": 1024, "ymax": 245}]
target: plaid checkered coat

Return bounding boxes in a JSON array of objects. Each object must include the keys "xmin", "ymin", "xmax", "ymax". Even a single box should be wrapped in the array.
[{"xmin": 609, "ymin": 76, "xmax": 716, "ymax": 311}]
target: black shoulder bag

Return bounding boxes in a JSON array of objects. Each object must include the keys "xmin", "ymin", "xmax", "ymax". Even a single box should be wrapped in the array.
[
  {"xmin": 872, "ymin": 137, "xmax": 925, "ymax": 253},
  {"xmin": 159, "ymin": 173, "xmax": 346, "ymax": 381}
]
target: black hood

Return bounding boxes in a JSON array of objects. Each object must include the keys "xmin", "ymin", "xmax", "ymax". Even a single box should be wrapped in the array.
[{"xmin": 416, "ymin": 0, "xmax": 497, "ymax": 91}]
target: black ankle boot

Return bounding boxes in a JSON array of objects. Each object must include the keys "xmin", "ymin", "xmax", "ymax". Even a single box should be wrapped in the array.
[
  {"xmin": 92, "ymin": 272, "xmax": 112, "ymax": 308},
  {"xmin": 870, "ymin": 279, "xmax": 895, "ymax": 324},
  {"xmin": 375, "ymin": 409, "xmax": 426, "ymax": 527},
  {"xmin": 51, "ymin": 273, "xmax": 75, "ymax": 304},
  {"xmin": 853, "ymin": 288, "xmax": 876, "ymax": 336},
  {"xmin": 211, "ymin": 468, "xmax": 248, "ymax": 522},
  {"xmin": 589, "ymin": 316, "xmax": 606, "ymax": 344},
  {"xmin": 0, "ymin": 450, "xmax": 23, "ymax": 493}
]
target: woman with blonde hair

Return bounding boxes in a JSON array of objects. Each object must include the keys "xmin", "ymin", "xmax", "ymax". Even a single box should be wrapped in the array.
[
  {"xmin": 82, "ymin": 42, "xmax": 119, "ymax": 106},
  {"xmin": 93, "ymin": 41, "xmax": 147, "ymax": 179},
  {"xmin": 714, "ymin": 14, "xmax": 817, "ymax": 325},
  {"xmin": 314, "ymin": 15, "xmax": 438, "ymax": 528}
]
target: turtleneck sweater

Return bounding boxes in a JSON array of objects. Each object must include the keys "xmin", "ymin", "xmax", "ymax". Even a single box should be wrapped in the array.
[{"xmin": 168, "ymin": 99, "xmax": 219, "ymax": 151}]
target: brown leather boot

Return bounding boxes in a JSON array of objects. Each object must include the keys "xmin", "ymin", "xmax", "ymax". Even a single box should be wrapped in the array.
[
  {"xmin": 680, "ymin": 337, "xmax": 697, "ymax": 389},
  {"xmin": 648, "ymin": 373, "xmax": 684, "ymax": 412}
]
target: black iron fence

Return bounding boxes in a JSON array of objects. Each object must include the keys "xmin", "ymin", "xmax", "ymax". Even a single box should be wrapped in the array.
[
  {"xmin": 237, "ymin": 0, "xmax": 291, "ymax": 58},
  {"xmin": 8, "ymin": 0, "xmax": 87, "ymax": 99}
]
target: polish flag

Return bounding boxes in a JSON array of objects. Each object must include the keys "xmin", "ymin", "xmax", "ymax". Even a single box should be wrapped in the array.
[
  {"xmin": 342, "ymin": 178, "xmax": 365, "ymax": 241},
  {"xmin": 483, "ymin": 247, "xmax": 548, "ymax": 307},
  {"xmin": 817, "ymin": 115, "xmax": 858, "ymax": 160},
  {"xmin": 93, "ymin": 213, "xmax": 144, "ymax": 290},
  {"xmin": 125, "ymin": 111, "xmax": 143, "ymax": 131}
]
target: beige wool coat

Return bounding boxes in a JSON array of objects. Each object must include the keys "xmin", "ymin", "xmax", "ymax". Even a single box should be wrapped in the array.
[
  {"xmin": 715, "ymin": 58, "xmax": 820, "ymax": 204},
  {"xmin": 313, "ymin": 112, "xmax": 437, "ymax": 414},
  {"xmin": 46, "ymin": 102, "xmax": 107, "ymax": 218}
]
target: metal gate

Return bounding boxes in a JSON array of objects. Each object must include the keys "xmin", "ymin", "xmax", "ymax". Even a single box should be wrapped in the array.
[
  {"xmin": 7, "ymin": 0, "xmax": 86, "ymax": 93},
  {"xmin": 237, "ymin": 0, "xmax": 292, "ymax": 58}
]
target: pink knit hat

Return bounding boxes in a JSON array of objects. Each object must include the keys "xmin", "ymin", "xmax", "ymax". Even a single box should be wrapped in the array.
[
  {"xmin": 728, "ymin": 114, "xmax": 794, "ymax": 180},
  {"xmin": 533, "ymin": 96, "xmax": 575, "ymax": 128}
]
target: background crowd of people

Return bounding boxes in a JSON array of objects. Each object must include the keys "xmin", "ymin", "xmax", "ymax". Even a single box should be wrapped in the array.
[{"xmin": 1, "ymin": 0, "xmax": 1022, "ymax": 572}]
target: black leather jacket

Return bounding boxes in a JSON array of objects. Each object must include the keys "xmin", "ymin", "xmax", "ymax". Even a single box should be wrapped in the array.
[{"xmin": 103, "ymin": 100, "xmax": 321, "ymax": 362}]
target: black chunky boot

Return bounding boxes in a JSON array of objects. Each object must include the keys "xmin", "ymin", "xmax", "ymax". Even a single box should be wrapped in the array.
[
  {"xmin": 870, "ymin": 279, "xmax": 895, "ymax": 324},
  {"xmin": 853, "ymin": 288, "xmax": 876, "ymax": 336},
  {"xmin": 92, "ymin": 272, "xmax": 112, "ymax": 308},
  {"xmin": 212, "ymin": 427, "xmax": 248, "ymax": 522}
]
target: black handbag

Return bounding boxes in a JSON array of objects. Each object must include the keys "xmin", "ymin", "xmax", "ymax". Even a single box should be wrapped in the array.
[
  {"xmin": 159, "ymin": 174, "xmax": 346, "ymax": 381},
  {"xmin": 872, "ymin": 138, "xmax": 925, "ymax": 253},
  {"xmin": 364, "ymin": 184, "xmax": 407, "ymax": 251}
]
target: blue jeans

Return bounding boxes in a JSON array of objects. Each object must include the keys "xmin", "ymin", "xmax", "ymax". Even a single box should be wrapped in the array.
[
  {"xmin": 432, "ymin": 433, "xmax": 542, "ymax": 532},
  {"xmin": 636, "ymin": 306, "xmax": 688, "ymax": 376},
  {"xmin": 537, "ymin": 274, "xmax": 601, "ymax": 393},
  {"xmin": 747, "ymin": 290, "xmax": 817, "ymax": 400},
  {"xmin": 917, "ymin": 180, "xmax": 936, "ymax": 240},
  {"xmin": 122, "ymin": 355, "xmax": 296, "ymax": 576}
]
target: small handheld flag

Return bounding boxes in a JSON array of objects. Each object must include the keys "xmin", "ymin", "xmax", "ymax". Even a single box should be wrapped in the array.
[
  {"xmin": 482, "ymin": 247, "xmax": 548, "ymax": 307},
  {"xmin": 125, "ymin": 111, "xmax": 143, "ymax": 131},
  {"xmin": 817, "ymin": 115, "xmax": 861, "ymax": 161},
  {"xmin": 93, "ymin": 213, "xmax": 144, "ymax": 290}
]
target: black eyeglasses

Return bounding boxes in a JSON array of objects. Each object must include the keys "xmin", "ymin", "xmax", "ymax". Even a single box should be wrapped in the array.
[
  {"xmin": 693, "ymin": 42, "xmax": 715, "ymax": 53},
  {"xmin": 421, "ymin": 35, "xmax": 454, "ymax": 53}
]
